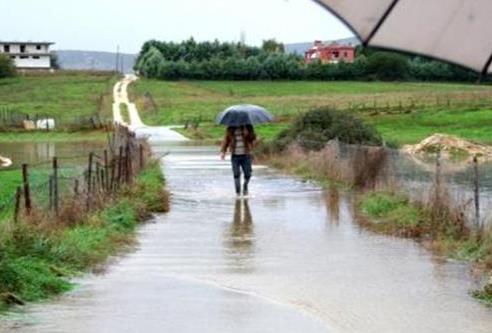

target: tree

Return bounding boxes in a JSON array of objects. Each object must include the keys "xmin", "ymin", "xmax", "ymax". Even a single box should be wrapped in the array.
[
  {"xmin": 262, "ymin": 39, "xmax": 285, "ymax": 54},
  {"xmin": 366, "ymin": 51, "xmax": 409, "ymax": 81},
  {"xmin": 50, "ymin": 52, "xmax": 60, "ymax": 70},
  {"xmin": 139, "ymin": 47, "xmax": 165, "ymax": 77},
  {"xmin": 0, "ymin": 54, "xmax": 16, "ymax": 78}
]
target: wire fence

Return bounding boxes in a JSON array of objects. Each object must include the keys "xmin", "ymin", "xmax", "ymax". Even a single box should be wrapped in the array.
[
  {"xmin": 0, "ymin": 105, "xmax": 110, "ymax": 131},
  {"xmin": 281, "ymin": 138, "xmax": 492, "ymax": 230},
  {"xmin": 0, "ymin": 124, "xmax": 151, "ymax": 225}
]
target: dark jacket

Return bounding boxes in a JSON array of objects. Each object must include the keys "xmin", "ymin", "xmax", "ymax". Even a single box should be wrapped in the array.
[{"xmin": 221, "ymin": 126, "xmax": 257, "ymax": 155}]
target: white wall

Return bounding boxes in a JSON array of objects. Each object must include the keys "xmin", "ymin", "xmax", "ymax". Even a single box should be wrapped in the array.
[
  {"xmin": 0, "ymin": 43, "xmax": 52, "ymax": 68},
  {"xmin": 14, "ymin": 55, "xmax": 50, "ymax": 68}
]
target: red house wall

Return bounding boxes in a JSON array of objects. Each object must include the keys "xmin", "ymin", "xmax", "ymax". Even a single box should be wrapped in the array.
[{"xmin": 305, "ymin": 42, "xmax": 356, "ymax": 64}]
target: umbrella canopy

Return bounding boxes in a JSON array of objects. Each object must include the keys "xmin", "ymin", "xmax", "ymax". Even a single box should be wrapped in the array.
[
  {"xmin": 312, "ymin": 0, "xmax": 492, "ymax": 75},
  {"xmin": 217, "ymin": 104, "xmax": 274, "ymax": 127}
]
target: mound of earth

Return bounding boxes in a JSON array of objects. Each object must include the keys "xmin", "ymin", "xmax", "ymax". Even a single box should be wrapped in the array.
[{"xmin": 402, "ymin": 134, "xmax": 492, "ymax": 161}]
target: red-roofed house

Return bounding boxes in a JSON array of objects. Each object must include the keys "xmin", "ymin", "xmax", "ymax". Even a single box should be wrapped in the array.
[{"xmin": 305, "ymin": 41, "xmax": 356, "ymax": 64}]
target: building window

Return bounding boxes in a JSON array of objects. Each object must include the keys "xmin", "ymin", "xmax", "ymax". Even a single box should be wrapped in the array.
[
  {"xmin": 344, "ymin": 52, "xmax": 348, "ymax": 57},
  {"xmin": 333, "ymin": 51, "xmax": 339, "ymax": 58},
  {"xmin": 20, "ymin": 45, "xmax": 26, "ymax": 53},
  {"xmin": 33, "ymin": 56, "xmax": 40, "ymax": 59},
  {"xmin": 36, "ymin": 45, "xmax": 42, "ymax": 50},
  {"xmin": 20, "ymin": 55, "xmax": 28, "ymax": 59},
  {"xmin": 3, "ymin": 45, "xmax": 10, "ymax": 53}
]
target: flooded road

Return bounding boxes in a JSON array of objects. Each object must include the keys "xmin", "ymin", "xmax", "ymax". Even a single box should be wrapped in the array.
[{"xmin": 3, "ymin": 136, "xmax": 492, "ymax": 333}]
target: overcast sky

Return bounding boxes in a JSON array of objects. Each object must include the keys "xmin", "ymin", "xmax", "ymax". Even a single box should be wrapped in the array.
[{"xmin": 1, "ymin": 0, "xmax": 352, "ymax": 54}]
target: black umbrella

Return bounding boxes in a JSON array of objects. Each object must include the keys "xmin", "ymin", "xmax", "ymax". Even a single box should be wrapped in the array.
[{"xmin": 216, "ymin": 104, "xmax": 274, "ymax": 127}]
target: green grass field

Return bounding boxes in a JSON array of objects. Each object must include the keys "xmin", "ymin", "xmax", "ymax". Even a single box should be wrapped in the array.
[
  {"xmin": 129, "ymin": 80, "xmax": 492, "ymax": 145},
  {"xmin": 0, "ymin": 71, "xmax": 116, "ymax": 126}
]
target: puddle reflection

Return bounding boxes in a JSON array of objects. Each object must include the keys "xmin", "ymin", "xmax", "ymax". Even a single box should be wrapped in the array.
[
  {"xmin": 325, "ymin": 186, "xmax": 340, "ymax": 224},
  {"xmin": 223, "ymin": 199, "xmax": 256, "ymax": 273}
]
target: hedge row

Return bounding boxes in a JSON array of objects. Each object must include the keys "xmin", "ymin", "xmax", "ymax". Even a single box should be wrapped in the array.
[{"xmin": 134, "ymin": 39, "xmax": 483, "ymax": 82}]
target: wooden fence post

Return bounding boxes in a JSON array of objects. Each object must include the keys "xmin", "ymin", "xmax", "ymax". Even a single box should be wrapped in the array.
[
  {"xmin": 104, "ymin": 149, "xmax": 109, "ymax": 191},
  {"xmin": 22, "ymin": 164, "xmax": 31, "ymax": 214},
  {"xmin": 435, "ymin": 150, "xmax": 442, "ymax": 204},
  {"xmin": 74, "ymin": 179, "xmax": 79, "ymax": 197},
  {"xmin": 110, "ymin": 157, "xmax": 116, "ymax": 193},
  {"xmin": 126, "ymin": 144, "xmax": 131, "ymax": 183},
  {"xmin": 117, "ymin": 146, "xmax": 123, "ymax": 188},
  {"xmin": 100, "ymin": 168, "xmax": 105, "ymax": 193},
  {"xmin": 14, "ymin": 186, "xmax": 22, "ymax": 223},
  {"xmin": 473, "ymin": 155, "xmax": 480, "ymax": 230},
  {"xmin": 95, "ymin": 162, "xmax": 100, "ymax": 192},
  {"xmin": 87, "ymin": 152, "xmax": 94, "ymax": 194},
  {"xmin": 49, "ymin": 175, "xmax": 54, "ymax": 211},
  {"xmin": 139, "ymin": 144, "xmax": 144, "ymax": 170},
  {"xmin": 87, "ymin": 152, "xmax": 94, "ymax": 209}
]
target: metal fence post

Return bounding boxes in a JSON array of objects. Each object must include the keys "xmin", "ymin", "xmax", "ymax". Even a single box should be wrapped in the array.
[{"xmin": 53, "ymin": 157, "xmax": 59, "ymax": 215}]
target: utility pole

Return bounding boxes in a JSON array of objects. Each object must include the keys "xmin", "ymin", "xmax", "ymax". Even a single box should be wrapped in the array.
[{"xmin": 115, "ymin": 45, "xmax": 120, "ymax": 73}]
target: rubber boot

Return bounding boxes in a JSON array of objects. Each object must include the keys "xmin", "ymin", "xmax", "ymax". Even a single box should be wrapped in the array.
[
  {"xmin": 243, "ymin": 178, "xmax": 250, "ymax": 196},
  {"xmin": 234, "ymin": 177, "xmax": 241, "ymax": 196}
]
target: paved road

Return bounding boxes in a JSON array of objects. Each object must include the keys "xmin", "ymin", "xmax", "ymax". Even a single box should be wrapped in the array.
[{"xmin": 112, "ymin": 75, "xmax": 187, "ymax": 141}]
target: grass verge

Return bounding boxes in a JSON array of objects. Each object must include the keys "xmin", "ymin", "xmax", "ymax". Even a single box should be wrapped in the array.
[{"xmin": 0, "ymin": 161, "xmax": 168, "ymax": 312}]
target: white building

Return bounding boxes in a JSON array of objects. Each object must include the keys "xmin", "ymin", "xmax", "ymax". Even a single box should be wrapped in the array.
[{"xmin": 0, "ymin": 41, "xmax": 54, "ymax": 69}]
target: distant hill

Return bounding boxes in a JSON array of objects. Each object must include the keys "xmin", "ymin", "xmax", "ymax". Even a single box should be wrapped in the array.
[
  {"xmin": 285, "ymin": 36, "xmax": 360, "ymax": 55},
  {"xmin": 56, "ymin": 50, "xmax": 137, "ymax": 73}
]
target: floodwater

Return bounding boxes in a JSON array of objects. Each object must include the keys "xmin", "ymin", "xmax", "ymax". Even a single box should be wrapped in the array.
[
  {"xmin": 2, "ymin": 135, "xmax": 492, "ymax": 333},
  {"xmin": 0, "ymin": 141, "xmax": 106, "ymax": 167}
]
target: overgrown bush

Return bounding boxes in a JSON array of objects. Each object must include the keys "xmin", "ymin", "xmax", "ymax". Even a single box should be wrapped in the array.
[
  {"xmin": 0, "ymin": 54, "xmax": 16, "ymax": 79},
  {"xmin": 267, "ymin": 107, "xmax": 383, "ymax": 152}
]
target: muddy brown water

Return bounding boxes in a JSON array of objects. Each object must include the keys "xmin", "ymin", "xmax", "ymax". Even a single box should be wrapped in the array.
[{"xmin": 2, "ymin": 136, "xmax": 492, "ymax": 333}]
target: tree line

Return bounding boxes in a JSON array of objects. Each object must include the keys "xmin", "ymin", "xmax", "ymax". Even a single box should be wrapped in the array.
[{"xmin": 134, "ymin": 38, "xmax": 484, "ymax": 82}]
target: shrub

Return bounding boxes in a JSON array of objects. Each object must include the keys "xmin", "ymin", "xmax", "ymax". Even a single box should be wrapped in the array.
[
  {"xmin": 270, "ymin": 107, "xmax": 383, "ymax": 152},
  {"xmin": 0, "ymin": 54, "xmax": 16, "ymax": 78}
]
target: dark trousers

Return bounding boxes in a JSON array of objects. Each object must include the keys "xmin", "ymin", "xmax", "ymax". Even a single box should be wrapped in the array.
[{"xmin": 231, "ymin": 154, "xmax": 252, "ymax": 194}]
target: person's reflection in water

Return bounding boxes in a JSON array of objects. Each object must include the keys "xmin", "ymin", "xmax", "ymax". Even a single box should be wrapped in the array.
[
  {"xmin": 223, "ymin": 200, "xmax": 256, "ymax": 273},
  {"xmin": 325, "ymin": 186, "xmax": 340, "ymax": 225}
]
